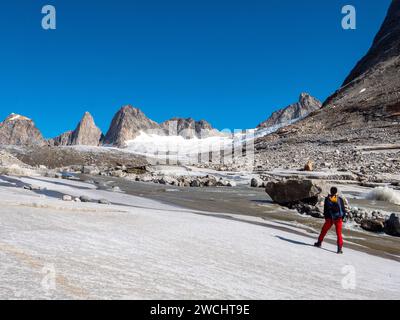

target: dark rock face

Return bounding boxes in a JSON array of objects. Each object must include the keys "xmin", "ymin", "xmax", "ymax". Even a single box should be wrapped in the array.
[
  {"xmin": 0, "ymin": 114, "xmax": 45, "ymax": 146},
  {"xmin": 343, "ymin": 1, "xmax": 400, "ymax": 86},
  {"xmin": 52, "ymin": 131, "xmax": 73, "ymax": 146},
  {"xmin": 51, "ymin": 112, "xmax": 102, "ymax": 146},
  {"xmin": 103, "ymin": 106, "xmax": 162, "ymax": 147},
  {"xmin": 257, "ymin": 93, "xmax": 321, "ymax": 128},
  {"xmin": 323, "ymin": 0, "xmax": 400, "ymax": 118},
  {"xmin": 258, "ymin": 1, "xmax": 400, "ymax": 144},
  {"xmin": 265, "ymin": 179, "xmax": 328, "ymax": 205},
  {"xmin": 384, "ymin": 213, "xmax": 400, "ymax": 237},
  {"xmin": 161, "ymin": 118, "xmax": 221, "ymax": 139}
]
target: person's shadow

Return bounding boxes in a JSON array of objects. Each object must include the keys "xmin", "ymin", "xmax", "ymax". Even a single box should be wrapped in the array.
[{"xmin": 275, "ymin": 236, "xmax": 337, "ymax": 254}]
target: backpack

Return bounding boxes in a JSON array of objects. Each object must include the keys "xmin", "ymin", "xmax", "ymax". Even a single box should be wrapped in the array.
[{"xmin": 325, "ymin": 196, "xmax": 344, "ymax": 220}]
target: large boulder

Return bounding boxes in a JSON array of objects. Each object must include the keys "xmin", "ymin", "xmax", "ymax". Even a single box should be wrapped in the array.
[
  {"xmin": 384, "ymin": 213, "xmax": 400, "ymax": 237},
  {"xmin": 304, "ymin": 160, "xmax": 314, "ymax": 172},
  {"xmin": 250, "ymin": 177, "xmax": 264, "ymax": 188},
  {"xmin": 360, "ymin": 219, "xmax": 385, "ymax": 233},
  {"xmin": 265, "ymin": 179, "xmax": 328, "ymax": 205}
]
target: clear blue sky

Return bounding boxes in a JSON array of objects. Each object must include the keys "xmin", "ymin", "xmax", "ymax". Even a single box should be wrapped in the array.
[{"xmin": 0, "ymin": 0, "xmax": 391, "ymax": 138}]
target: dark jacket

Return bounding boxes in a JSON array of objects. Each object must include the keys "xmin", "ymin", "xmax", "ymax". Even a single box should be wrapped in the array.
[{"xmin": 323, "ymin": 195, "xmax": 347, "ymax": 220}]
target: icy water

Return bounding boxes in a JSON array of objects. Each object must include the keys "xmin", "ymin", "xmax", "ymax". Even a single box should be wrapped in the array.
[{"xmin": 81, "ymin": 175, "xmax": 400, "ymax": 262}]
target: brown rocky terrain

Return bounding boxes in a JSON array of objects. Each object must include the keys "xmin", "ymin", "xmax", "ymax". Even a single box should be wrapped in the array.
[{"xmin": 1, "ymin": 145, "xmax": 146, "ymax": 169}]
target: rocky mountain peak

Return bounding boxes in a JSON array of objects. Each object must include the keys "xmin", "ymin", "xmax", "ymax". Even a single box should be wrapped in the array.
[
  {"xmin": 257, "ymin": 93, "xmax": 321, "ymax": 129},
  {"xmin": 0, "ymin": 113, "xmax": 45, "ymax": 146},
  {"xmin": 70, "ymin": 111, "xmax": 102, "ymax": 146},
  {"xmin": 342, "ymin": 0, "xmax": 400, "ymax": 86},
  {"xmin": 161, "ymin": 117, "xmax": 221, "ymax": 139},
  {"xmin": 51, "ymin": 112, "xmax": 102, "ymax": 146},
  {"xmin": 260, "ymin": 1, "xmax": 400, "ymax": 143},
  {"xmin": 323, "ymin": 0, "xmax": 400, "ymax": 118},
  {"xmin": 5, "ymin": 113, "xmax": 32, "ymax": 122},
  {"xmin": 103, "ymin": 105, "xmax": 162, "ymax": 147}
]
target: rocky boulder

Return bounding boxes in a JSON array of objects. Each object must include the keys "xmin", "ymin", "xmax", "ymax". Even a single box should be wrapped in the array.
[
  {"xmin": 384, "ymin": 213, "xmax": 400, "ymax": 237},
  {"xmin": 190, "ymin": 179, "xmax": 201, "ymax": 188},
  {"xmin": 360, "ymin": 219, "xmax": 385, "ymax": 233},
  {"xmin": 304, "ymin": 160, "xmax": 314, "ymax": 172},
  {"xmin": 79, "ymin": 195, "xmax": 91, "ymax": 203},
  {"xmin": 250, "ymin": 177, "xmax": 264, "ymax": 188},
  {"xmin": 81, "ymin": 165, "xmax": 99, "ymax": 175},
  {"xmin": 62, "ymin": 195, "xmax": 73, "ymax": 201},
  {"xmin": 265, "ymin": 179, "xmax": 328, "ymax": 205}
]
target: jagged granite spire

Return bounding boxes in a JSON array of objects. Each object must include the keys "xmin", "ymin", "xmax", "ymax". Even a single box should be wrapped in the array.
[{"xmin": 51, "ymin": 112, "xmax": 102, "ymax": 146}]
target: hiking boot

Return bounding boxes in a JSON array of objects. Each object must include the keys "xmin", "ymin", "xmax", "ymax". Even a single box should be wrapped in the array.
[
  {"xmin": 337, "ymin": 246, "xmax": 343, "ymax": 254},
  {"xmin": 314, "ymin": 242, "xmax": 322, "ymax": 248}
]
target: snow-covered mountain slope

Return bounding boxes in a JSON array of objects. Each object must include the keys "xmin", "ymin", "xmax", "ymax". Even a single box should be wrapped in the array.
[
  {"xmin": 124, "ymin": 118, "xmax": 301, "ymax": 162},
  {"xmin": 0, "ymin": 176, "xmax": 398, "ymax": 299}
]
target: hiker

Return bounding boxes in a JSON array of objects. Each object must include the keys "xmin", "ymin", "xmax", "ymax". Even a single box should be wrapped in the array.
[{"xmin": 314, "ymin": 187, "xmax": 348, "ymax": 254}]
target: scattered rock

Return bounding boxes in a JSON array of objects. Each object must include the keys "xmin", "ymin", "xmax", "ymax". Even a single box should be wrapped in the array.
[
  {"xmin": 159, "ymin": 176, "xmax": 178, "ymax": 186},
  {"xmin": 190, "ymin": 179, "xmax": 201, "ymax": 188},
  {"xmin": 62, "ymin": 172, "xmax": 75, "ymax": 180},
  {"xmin": 204, "ymin": 179, "xmax": 217, "ymax": 187},
  {"xmin": 62, "ymin": 195, "xmax": 73, "ymax": 201},
  {"xmin": 82, "ymin": 166, "xmax": 99, "ymax": 175},
  {"xmin": 111, "ymin": 170, "xmax": 125, "ymax": 178},
  {"xmin": 227, "ymin": 181, "xmax": 237, "ymax": 187},
  {"xmin": 24, "ymin": 184, "xmax": 41, "ymax": 191},
  {"xmin": 250, "ymin": 177, "xmax": 263, "ymax": 188},
  {"xmin": 79, "ymin": 195, "xmax": 91, "ymax": 203},
  {"xmin": 304, "ymin": 160, "xmax": 314, "ymax": 172},
  {"xmin": 98, "ymin": 199, "xmax": 110, "ymax": 205}
]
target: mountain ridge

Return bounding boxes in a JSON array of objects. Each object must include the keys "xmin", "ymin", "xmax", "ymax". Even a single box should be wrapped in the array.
[{"xmin": 257, "ymin": 93, "xmax": 321, "ymax": 129}]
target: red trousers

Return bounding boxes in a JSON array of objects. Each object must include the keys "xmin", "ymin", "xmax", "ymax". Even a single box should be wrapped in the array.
[{"xmin": 318, "ymin": 218, "xmax": 343, "ymax": 247}]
